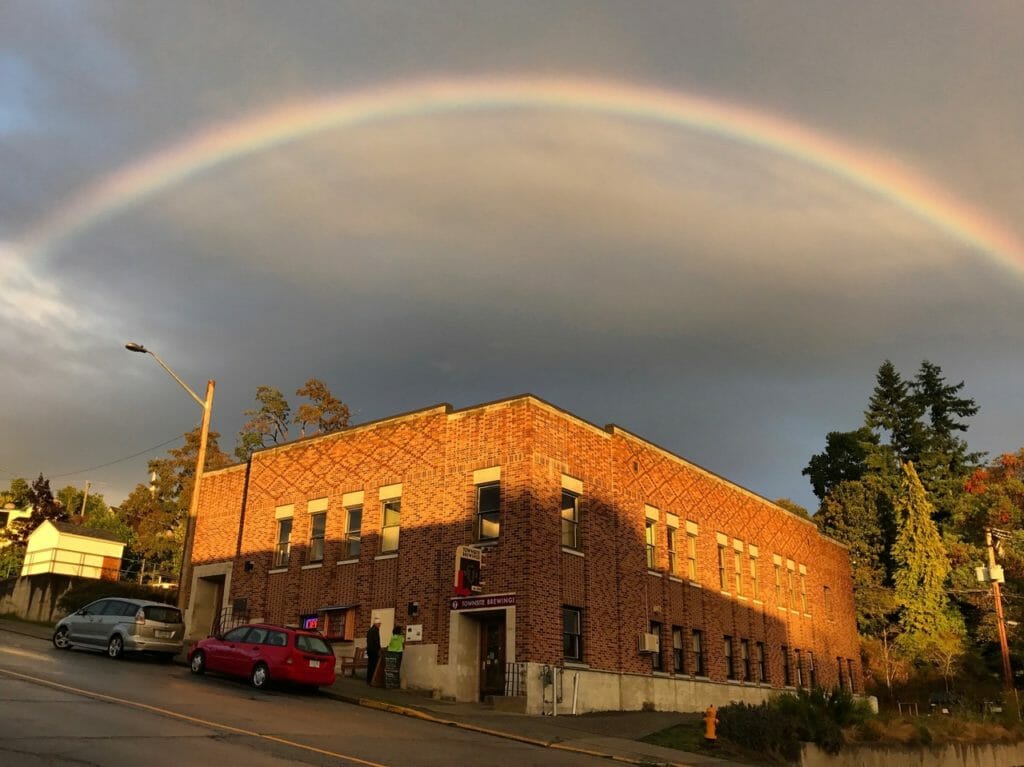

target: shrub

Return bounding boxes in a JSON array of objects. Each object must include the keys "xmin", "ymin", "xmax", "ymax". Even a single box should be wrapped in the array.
[
  {"xmin": 718, "ymin": 701, "xmax": 802, "ymax": 763},
  {"xmin": 57, "ymin": 581, "xmax": 178, "ymax": 614},
  {"xmin": 718, "ymin": 687, "xmax": 874, "ymax": 763}
]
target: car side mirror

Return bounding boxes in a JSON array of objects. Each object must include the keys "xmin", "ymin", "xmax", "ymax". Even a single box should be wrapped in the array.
[{"xmin": 77, "ymin": 609, "xmax": 87, "ymax": 616}]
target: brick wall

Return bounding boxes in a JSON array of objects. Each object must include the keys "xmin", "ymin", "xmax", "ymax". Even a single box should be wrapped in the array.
[{"xmin": 193, "ymin": 394, "xmax": 861, "ymax": 692}]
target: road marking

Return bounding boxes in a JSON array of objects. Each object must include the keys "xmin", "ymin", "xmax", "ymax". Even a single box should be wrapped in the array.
[{"xmin": 0, "ymin": 667, "xmax": 389, "ymax": 767}]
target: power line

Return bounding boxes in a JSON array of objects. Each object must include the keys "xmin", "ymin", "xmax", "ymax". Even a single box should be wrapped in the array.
[{"xmin": 9, "ymin": 434, "xmax": 186, "ymax": 481}]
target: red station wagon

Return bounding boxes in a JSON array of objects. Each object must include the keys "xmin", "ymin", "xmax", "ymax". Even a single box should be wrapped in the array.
[{"xmin": 188, "ymin": 623, "xmax": 337, "ymax": 690}]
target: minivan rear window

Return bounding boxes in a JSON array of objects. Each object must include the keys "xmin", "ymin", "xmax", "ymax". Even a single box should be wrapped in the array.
[
  {"xmin": 143, "ymin": 606, "xmax": 182, "ymax": 624},
  {"xmin": 295, "ymin": 634, "xmax": 332, "ymax": 655}
]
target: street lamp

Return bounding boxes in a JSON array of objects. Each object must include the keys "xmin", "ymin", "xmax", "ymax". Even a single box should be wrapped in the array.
[{"xmin": 125, "ymin": 342, "xmax": 214, "ymax": 619}]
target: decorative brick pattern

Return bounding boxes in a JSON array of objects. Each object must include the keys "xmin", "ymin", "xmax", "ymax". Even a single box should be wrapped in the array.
[{"xmin": 193, "ymin": 395, "xmax": 860, "ymax": 693}]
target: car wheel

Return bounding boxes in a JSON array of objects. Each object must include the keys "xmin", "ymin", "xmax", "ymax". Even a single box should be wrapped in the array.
[
  {"xmin": 190, "ymin": 650, "xmax": 206, "ymax": 675},
  {"xmin": 250, "ymin": 662, "xmax": 269, "ymax": 689},
  {"xmin": 107, "ymin": 635, "xmax": 124, "ymax": 660},
  {"xmin": 52, "ymin": 627, "xmax": 71, "ymax": 650}
]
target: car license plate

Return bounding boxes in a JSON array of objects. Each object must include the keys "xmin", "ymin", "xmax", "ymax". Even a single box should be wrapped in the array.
[
  {"xmin": 156, "ymin": 630, "xmax": 173, "ymax": 639},
  {"xmin": 309, "ymin": 659, "xmax": 320, "ymax": 668}
]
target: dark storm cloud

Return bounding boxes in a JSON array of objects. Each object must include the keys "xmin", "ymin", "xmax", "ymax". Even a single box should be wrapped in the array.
[{"xmin": 1, "ymin": 1, "xmax": 1022, "ymax": 512}]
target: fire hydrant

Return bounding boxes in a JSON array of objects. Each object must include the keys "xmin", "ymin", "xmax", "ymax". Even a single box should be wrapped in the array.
[{"xmin": 703, "ymin": 704, "xmax": 718, "ymax": 742}]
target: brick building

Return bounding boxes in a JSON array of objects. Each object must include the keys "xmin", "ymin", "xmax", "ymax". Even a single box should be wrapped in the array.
[{"xmin": 187, "ymin": 395, "xmax": 860, "ymax": 713}]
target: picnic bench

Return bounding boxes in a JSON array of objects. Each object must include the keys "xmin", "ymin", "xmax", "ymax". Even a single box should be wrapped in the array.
[{"xmin": 340, "ymin": 647, "xmax": 368, "ymax": 677}]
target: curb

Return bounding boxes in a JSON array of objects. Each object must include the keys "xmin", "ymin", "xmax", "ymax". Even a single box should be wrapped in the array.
[{"xmin": 319, "ymin": 688, "xmax": 688, "ymax": 767}]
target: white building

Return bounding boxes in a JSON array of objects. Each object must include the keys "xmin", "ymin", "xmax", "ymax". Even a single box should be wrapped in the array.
[{"xmin": 21, "ymin": 520, "xmax": 125, "ymax": 580}]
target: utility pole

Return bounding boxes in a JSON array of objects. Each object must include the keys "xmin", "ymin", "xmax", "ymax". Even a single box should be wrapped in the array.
[
  {"xmin": 78, "ymin": 481, "xmax": 91, "ymax": 516},
  {"xmin": 984, "ymin": 528, "xmax": 1014, "ymax": 693}
]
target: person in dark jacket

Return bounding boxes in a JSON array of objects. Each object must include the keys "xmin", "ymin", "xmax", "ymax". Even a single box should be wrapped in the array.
[{"xmin": 365, "ymin": 617, "xmax": 382, "ymax": 685}]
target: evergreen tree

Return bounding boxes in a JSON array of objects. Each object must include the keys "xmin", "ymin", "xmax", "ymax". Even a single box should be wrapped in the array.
[
  {"xmin": 803, "ymin": 427, "xmax": 879, "ymax": 501},
  {"xmin": 865, "ymin": 360, "xmax": 926, "ymax": 466},
  {"xmin": 892, "ymin": 462, "xmax": 964, "ymax": 660},
  {"xmin": 815, "ymin": 476, "xmax": 896, "ymax": 633}
]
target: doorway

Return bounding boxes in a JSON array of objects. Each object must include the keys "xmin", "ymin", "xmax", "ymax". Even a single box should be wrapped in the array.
[{"xmin": 479, "ymin": 612, "xmax": 506, "ymax": 698}]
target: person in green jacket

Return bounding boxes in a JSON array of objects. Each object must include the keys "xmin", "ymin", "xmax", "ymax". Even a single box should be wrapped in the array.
[{"xmin": 387, "ymin": 625, "xmax": 405, "ymax": 653}]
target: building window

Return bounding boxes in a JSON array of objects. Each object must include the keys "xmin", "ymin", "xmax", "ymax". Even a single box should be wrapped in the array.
[
  {"xmin": 561, "ymin": 490, "xmax": 580, "ymax": 548},
  {"xmin": 692, "ymin": 629, "xmax": 706, "ymax": 676},
  {"xmin": 687, "ymin": 530, "xmax": 698, "ymax": 581},
  {"xmin": 667, "ymin": 526, "xmax": 678, "ymax": 575},
  {"xmin": 344, "ymin": 506, "xmax": 362, "ymax": 559},
  {"xmin": 308, "ymin": 512, "xmax": 326, "ymax": 563},
  {"xmin": 740, "ymin": 638, "xmax": 752, "ymax": 681},
  {"xmin": 794, "ymin": 649, "xmax": 804, "ymax": 688},
  {"xmin": 476, "ymin": 482, "xmax": 500, "ymax": 541},
  {"xmin": 672, "ymin": 626, "xmax": 684, "ymax": 673},
  {"xmin": 774, "ymin": 560, "xmax": 783, "ymax": 605},
  {"xmin": 645, "ymin": 519, "xmax": 657, "ymax": 569},
  {"xmin": 563, "ymin": 607, "xmax": 583, "ymax": 661},
  {"xmin": 380, "ymin": 498, "xmax": 401, "ymax": 553},
  {"xmin": 733, "ymin": 547, "xmax": 743, "ymax": 595},
  {"xmin": 650, "ymin": 622, "xmax": 663, "ymax": 671},
  {"xmin": 837, "ymin": 656, "xmax": 844, "ymax": 690},
  {"xmin": 756, "ymin": 642, "xmax": 767, "ymax": 683},
  {"xmin": 749, "ymin": 550, "xmax": 760, "ymax": 599},
  {"xmin": 787, "ymin": 565, "xmax": 796, "ymax": 607},
  {"xmin": 718, "ymin": 543, "xmax": 728, "ymax": 590},
  {"xmin": 808, "ymin": 651, "xmax": 817, "ymax": 688},
  {"xmin": 847, "ymin": 659, "xmax": 856, "ymax": 692},
  {"xmin": 782, "ymin": 644, "xmax": 792, "ymax": 686},
  {"xmin": 724, "ymin": 635, "xmax": 735, "ymax": 680},
  {"xmin": 800, "ymin": 571, "xmax": 808, "ymax": 612},
  {"xmin": 274, "ymin": 518, "xmax": 292, "ymax": 568}
]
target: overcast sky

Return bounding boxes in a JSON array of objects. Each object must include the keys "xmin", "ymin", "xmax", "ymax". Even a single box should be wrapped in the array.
[{"xmin": 2, "ymin": 1, "xmax": 1023, "ymax": 512}]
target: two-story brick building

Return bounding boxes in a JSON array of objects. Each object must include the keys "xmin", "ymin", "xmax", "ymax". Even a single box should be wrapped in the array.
[{"xmin": 187, "ymin": 394, "xmax": 860, "ymax": 713}]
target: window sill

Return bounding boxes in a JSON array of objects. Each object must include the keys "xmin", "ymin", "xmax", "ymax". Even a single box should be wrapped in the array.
[
  {"xmin": 668, "ymin": 575, "xmax": 683, "ymax": 583},
  {"xmin": 475, "ymin": 541, "xmax": 498, "ymax": 548},
  {"xmin": 336, "ymin": 558, "xmax": 358, "ymax": 566},
  {"xmin": 647, "ymin": 570, "xmax": 663, "ymax": 577},
  {"xmin": 375, "ymin": 553, "xmax": 398, "ymax": 561},
  {"xmin": 561, "ymin": 547, "xmax": 584, "ymax": 558},
  {"xmin": 302, "ymin": 563, "xmax": 323, "ymax": 570},
  {"xmin": 736, "ymin": 595, "xmax": 748, "ymax": 602},
  {"xmin": 268, "ymin": 568, "xmax": 288, "ymax": 574},
  {"xmin": 753, "ymin": 599, "xmax": 764, "ymax": 606},
  {"xmin": 687, "ymin": 580, "xmax": 702, "ymax": 589},
  {"xmin": 563, "ymin": 661, "xmax": 589, "ymax": 669}
]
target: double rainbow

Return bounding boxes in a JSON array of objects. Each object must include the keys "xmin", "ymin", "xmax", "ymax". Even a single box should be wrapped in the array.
[{"xmin": 18, "ymin": 76, "xmax": 1024, "ymax": 270}]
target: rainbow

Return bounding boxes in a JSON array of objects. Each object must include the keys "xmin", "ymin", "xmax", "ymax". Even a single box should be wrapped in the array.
[{"xmin": 17, "ymin": 76, "xmax": 1024, "ymax": 268}]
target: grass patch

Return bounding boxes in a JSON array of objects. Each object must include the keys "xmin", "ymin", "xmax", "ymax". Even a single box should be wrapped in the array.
[{"xmin": 641, "ymin": 715, "xmax": 764, "ymax": 765}]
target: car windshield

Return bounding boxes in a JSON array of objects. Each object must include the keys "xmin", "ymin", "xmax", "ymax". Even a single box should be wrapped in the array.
[
  {"xmin": 295, "ymin": 634, "xmax": 332, "ymax": 655},
  {"xmin": 143, "ymin": 605, "xmax": 182, "ymax": 624}
]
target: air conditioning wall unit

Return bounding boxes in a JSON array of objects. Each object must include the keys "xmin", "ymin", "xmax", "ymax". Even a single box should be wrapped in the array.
[{"xmin": 638, "ymin": 632, "xmax": 660, "ymax": 654}]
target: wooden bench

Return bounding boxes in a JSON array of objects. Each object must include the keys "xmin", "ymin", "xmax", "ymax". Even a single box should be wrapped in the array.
[{"xmin": 340, "ymin": 647, "xmax": 368, "ymax": 677}]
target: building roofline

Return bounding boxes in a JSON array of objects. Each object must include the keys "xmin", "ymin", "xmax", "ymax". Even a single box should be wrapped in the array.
[{"xmin": 209, "ymin": 391, "xmax": 835, "ymax": 544}]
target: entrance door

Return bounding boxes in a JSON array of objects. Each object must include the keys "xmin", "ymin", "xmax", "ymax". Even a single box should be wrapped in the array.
[{"xmin": 479, "ymin": 613, "xmax": 506, "ymax": 698}]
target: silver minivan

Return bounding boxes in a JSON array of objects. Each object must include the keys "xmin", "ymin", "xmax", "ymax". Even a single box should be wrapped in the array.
[{"xmin": 52, "ymin": 597, "xmax": 184, "ymax": 659}]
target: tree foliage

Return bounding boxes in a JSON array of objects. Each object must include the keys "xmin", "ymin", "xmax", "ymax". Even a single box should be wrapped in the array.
[
  {"xmin": 1, "ymin": 474, "xmax": 68, "ymax": 545},
  {"xmin": 235, "ymin": 378, "xmax": 350, "ymax": 460},
  {"xmin": 121, "ymin": 427, "xmax": 231, "ymax": 577},
  {"xmin": 891, "ymin": 462, "xmax": 964, "ymax": 663}
]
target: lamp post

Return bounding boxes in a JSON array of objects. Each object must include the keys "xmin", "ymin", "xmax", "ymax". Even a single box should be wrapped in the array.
[{"xmin": 125, "ymin": 342, "xmax": 214, "ymax": 617}]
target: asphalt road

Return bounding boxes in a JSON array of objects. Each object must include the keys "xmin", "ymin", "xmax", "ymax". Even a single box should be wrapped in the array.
[{"xmin": 0, "ymin": 631, "xmax": 613, "ymax": 767}]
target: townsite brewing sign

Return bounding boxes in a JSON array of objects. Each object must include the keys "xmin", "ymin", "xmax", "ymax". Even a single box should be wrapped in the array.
[{"xmin": 449, "ymin": 594, "xmax": 517, "ymax": 611}]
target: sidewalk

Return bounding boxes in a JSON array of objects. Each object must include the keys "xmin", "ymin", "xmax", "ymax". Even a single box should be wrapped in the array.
[{"xmin": 0, "ymin": 618, "xmax": 739, "ymax": 766}]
